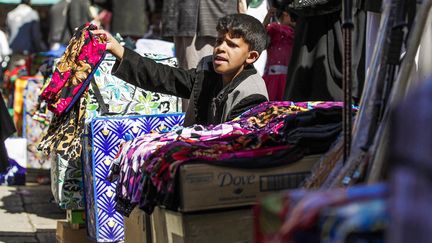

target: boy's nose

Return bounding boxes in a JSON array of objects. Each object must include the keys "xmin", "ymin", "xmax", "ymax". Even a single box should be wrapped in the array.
[{"xmin": 215, "ymin": 43, "xmax": 226, "ymax": 52}]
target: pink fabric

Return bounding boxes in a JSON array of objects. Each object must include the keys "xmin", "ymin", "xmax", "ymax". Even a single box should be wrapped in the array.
[
  {"xmin": 40, "ymin": 23, "xmax": 106, "ymax": 115},
  {"xmin": 263, "ymin": 23, "xmax": 295, "ymax": 101}
]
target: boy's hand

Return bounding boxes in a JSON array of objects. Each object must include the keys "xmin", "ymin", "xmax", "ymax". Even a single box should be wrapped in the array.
[
  {"xmin": 237, "ymin": 0, "xmax": 248, "ymax": 13},
  {"xmin": 263, "ymin": 7, "xmax": 277, "ymax": 26},
  {"xmin": 91, "ymin": 29, "xmax": 125, "ymax": 60}
]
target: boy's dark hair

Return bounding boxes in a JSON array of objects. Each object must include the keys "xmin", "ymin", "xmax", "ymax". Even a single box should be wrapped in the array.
[
  {"xmin": 216, "ymin": 14, "xmax": 269, "ymax": 54},
  {"xmin": 21, "ymin": 0, "xmax": 31, "ymax": 4}
]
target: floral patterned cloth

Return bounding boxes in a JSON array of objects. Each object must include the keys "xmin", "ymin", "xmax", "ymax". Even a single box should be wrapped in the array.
[
  {"xmin": 85, "ymin": 54, "xmax": 180, "ymax": 122},
  {"xmin": 23, "ymin": 77, "xmax": 51, "ymax": 169},
  {"xmin": 40, "ymin": 23, "xmax": 106, "ymax": 116}
]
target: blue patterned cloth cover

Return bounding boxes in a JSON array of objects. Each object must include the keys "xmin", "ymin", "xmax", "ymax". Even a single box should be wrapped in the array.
[{"xmin": 82, "ymin": 114, "xmax": 184, "ymax": 242}]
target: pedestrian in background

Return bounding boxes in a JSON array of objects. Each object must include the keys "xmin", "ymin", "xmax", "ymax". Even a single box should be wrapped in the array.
[
  {"xmin": 48, "ymin": 0, "xmax": 92, "ymax": 50},
  {"xmin": 109, "ymin": 0, "xmax": 155, "ymax": 40},
  {"xmin": 162, "ymin": 0, "xmax": 239, "ymax": 70},
  {"xmin": 6, "ymin": 0, "xmax": 46, "ymax": 69},
  {"xmin": 262, "ymin": 5, "xmax": 296, "ymax": 101}
]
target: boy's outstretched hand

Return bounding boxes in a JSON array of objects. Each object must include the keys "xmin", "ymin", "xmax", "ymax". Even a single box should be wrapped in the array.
[{"xmin": 92, "ymin": 29, "xmax": 125, "ymax": 60}]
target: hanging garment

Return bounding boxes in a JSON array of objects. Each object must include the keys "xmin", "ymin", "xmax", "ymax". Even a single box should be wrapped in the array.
[
  {"xmin": 39, "ymin": 93, "xmax": 87, "ymax": 209},
  {"xmin": 40, "ymin": 23, "xmax": 106, "ymax": 116},
  {"xmin": 23, "ymin": 77, "xmax": 52, "ymax": 169},
  {"xmin": 13, "ymin": 76, "xmax": 32, "ymax": 136},
  {"xmin": 283, "ymin": 8, "xmax": 365, "ymax": 102}
]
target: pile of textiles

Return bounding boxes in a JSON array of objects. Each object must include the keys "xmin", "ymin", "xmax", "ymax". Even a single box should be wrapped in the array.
[
  {"xmin": 254, "ymin": 183, "xmax": 389, "ymax": 243},
  {"xmin": 110, "ymin": 101, "xmax": 357, "ymax": 215}
]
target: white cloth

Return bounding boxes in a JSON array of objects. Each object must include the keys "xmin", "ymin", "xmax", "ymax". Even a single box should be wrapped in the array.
[
  {"xmin": 246, "ymin": 0, "xmax": 269, "ymax": 76},
  {"xmin": 134, "ymin": 39, "xmax": 175, "ymax": 57},
  {"xmin": 0, "ymin": 30, "xmax": 11, "ymax": 62}
]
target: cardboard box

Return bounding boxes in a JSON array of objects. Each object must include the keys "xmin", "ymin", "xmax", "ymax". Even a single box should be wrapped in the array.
[
  {"xmin": 152, "ymin": 207, "xmax": 253, "ymax": 243},
  {"xmin": 151, "ymin": 207, "xmax": 168, "ymax": 243},
  {"xmin": 124, "ymin": 208, "xmax": 152, "ymax": 243},
  {"xmin": 178, "ymin": 155, "xmax": 320, "ymax": 212},
  {"xmin": 56, "ymin": 221, "xmax": 93, "ymax": 243}
]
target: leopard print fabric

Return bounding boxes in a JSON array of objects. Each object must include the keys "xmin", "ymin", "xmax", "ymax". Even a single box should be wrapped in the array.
[
  {"xmin": 38, "ymin": 91, "xmax": 87, "ymax": 158},
  {"xmin": 38, "ymin": 92, "xmax": 87, "ymax": 209}
]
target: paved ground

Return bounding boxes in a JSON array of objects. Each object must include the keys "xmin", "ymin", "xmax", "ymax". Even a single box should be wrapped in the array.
[{"xmin": 0, "ymin": 184, "xmax": 65, "ymax": 243}]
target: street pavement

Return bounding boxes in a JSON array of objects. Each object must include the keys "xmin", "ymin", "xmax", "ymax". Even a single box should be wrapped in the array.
[{"xmin": 0, "ymin": 184, "xmax": 65, "ymax": 243}]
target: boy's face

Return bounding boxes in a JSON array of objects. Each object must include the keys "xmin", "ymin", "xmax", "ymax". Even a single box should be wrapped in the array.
[{"xmin": 213, "ymin": 32, "xmax": 259, "ymax": 83}]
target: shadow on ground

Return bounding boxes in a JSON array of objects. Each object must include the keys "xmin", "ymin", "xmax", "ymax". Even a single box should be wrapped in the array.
[
  {"xmin": 0, "ymin": 184, "xmax": 64, "ymax": 219},
  {"xmin": 0, "ymin": 229, "xmax": 56, "ymax": 243}
]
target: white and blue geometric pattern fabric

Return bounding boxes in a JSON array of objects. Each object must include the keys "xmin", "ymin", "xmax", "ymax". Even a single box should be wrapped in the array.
[{"xmin": 83, "ymin": 113, "xmax": 184, "ymax": 242}]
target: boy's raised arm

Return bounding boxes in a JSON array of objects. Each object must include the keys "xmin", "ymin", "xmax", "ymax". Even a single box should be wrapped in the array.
[{"xmin": 92, "ymin": 29, "xmax": 196, "ymax": 99}]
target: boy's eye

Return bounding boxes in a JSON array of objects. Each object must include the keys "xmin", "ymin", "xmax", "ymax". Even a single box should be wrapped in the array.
[{"xmin": 228, "ymin": 42, "xmax": 237, "ymax": 48}]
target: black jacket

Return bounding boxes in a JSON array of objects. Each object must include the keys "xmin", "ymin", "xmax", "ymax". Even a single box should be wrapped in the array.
[
  {"xmin": 112, "ymin": 48, "xmax": 268, "ymax": 126},
  {"xmin": 0, "ymin": 92, "xmax": 15, "ymax": 173}
]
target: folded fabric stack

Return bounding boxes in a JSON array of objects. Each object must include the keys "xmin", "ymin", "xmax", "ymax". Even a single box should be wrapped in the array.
[{"xmin": 111, "ymin": 101, "xmax": 356, "ymax": 215}]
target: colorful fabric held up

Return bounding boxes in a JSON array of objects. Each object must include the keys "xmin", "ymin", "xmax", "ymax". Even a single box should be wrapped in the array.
[{"xmin": 40, "ymin": 23, "xmax": 106, "ymax": 116}]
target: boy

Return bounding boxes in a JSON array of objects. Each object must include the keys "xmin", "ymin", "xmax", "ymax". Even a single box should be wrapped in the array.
[{"xmin": 93, "ymin": 14, "xmax": 269, "ymax": 126}]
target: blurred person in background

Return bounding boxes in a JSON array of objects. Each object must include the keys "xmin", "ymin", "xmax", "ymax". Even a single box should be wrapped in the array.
[
  {"xmin": 162, "ymin": 0, "xmax": 239, "ymax": 70},
  {"xmin": 48, "ymin": 0, "xmax": 92, "ymax": 50},
  {"xmin": 262, "ymin": 4, "xmax": 296, "ymax": 101},
  {"xmin": 6, "ymin": 0, "xmax": 46, "ymax": 69},
  {"xmin": 110, "ymin": 0, "xmax": 155, "ymax": 40},
  {"xmin": 143, "ymin": 0, "xmax": 163, "ymax": 39}
]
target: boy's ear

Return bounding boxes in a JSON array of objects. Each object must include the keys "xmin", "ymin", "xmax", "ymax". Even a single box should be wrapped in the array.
[{"xmin": 246, "ymin": 50, "xmax": 260, "ymax": 65}]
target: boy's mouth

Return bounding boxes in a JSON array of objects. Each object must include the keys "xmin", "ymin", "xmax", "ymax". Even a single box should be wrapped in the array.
[{"xmin": 214, "ymin": 56, "xmax": 228, "ymax": 65}]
